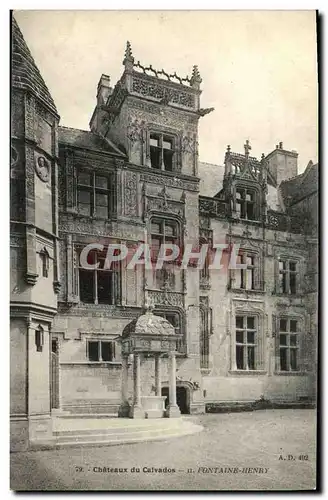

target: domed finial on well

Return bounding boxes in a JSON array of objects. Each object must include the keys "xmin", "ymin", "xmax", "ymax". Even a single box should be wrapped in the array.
[
  {"xmin": 190, "ymin": 65, "xmax": 202, "ymax": 89},
  {"xmin": 123, "ymin": 41, "xmax": 134, "ymax": 69}
]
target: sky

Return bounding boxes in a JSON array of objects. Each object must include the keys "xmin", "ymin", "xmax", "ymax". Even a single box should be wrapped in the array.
[{"xmin": 14, "ymin": 10, "xmax": 318, "ymax": 173}]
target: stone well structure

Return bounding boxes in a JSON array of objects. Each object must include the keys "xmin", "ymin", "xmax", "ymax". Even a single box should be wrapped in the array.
[{"xmin": 118, "ymin": 308, "xmax": 182, "ymax": 419}]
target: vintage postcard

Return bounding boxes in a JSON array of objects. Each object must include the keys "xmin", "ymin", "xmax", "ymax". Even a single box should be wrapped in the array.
[{"xmin": 10, "ymin": 10, "xmax": 318, "ymax": 491}]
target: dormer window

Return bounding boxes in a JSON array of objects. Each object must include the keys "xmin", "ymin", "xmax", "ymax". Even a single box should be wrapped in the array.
[
  {"xmin": 150, "ymin": 133, "xmax": 174, "ymax": 171},
  {"xmin": 235, "ymin": 187, "xmax": 257, "ymax": 220}
]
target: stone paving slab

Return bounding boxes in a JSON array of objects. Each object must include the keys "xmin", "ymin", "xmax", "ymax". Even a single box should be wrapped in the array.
[{"xmin": 10, "ymin": 409, "xmax": 317, "ymax": 491}]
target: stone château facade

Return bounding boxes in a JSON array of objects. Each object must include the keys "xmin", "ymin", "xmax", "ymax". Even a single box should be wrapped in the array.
[{"xmin": 10, "ymin": 17, "xmax": 318, "ymax": 451}]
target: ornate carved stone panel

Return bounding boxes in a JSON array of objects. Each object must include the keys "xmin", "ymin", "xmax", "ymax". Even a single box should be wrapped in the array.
[
  {"xmin": 147, "ymin": 290, "xmax": 184, "ymax": 308},
  {"xmin": 124, "ymin": 171, "xmax": 138, "ymax": 216}
]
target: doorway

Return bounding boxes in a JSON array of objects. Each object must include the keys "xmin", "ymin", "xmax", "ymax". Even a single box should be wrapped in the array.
[{"xmin": 161, "ymin": 386, "xmax": 190, "ymax": 414}]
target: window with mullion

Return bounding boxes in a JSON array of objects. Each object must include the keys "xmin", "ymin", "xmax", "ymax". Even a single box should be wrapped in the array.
[
  {"xmin": 235, "ymin": 187, "xmax": 256, "ymax": 220},
  {"xmin": 87, "ymin": 340, "xmax": 116, "ymax": 362},
  {"xmin": 235, "ymin": 253, "xmax": 256, "ymax": 290},
  {"xmin": 278, "ymin": 259, "xmax": 298, "ymax": 295},
  {"xmin": 150, "ymin": 133, "xmax": 175, "ymax": 171},
  {"xmin": 150, "ymin": 219, "xmax": 179, "ymax": 262},
  {"xmin": 78, "ymin": 249, "xmax": 120, "ymax": 305},
  {"xmin": 278, "ymin": 318, "xmax": 299, "ymax": 371},
  {"xmin": 77, "ymin": 170, "xmax": 111, "ymax": 218},
  {"xmin": 235, "ymin": 315, "xmax": 257, "ymax": 370}
]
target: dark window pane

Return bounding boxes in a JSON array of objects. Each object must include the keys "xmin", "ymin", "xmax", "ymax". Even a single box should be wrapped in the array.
[
  {"xmin": 236, "ymin": 331, "xmax": 244, "ymax": 343},
  {"xmin": 247, "ymin": 317, "xmax": 255, "ymax": 330},
  {"xmin": 150, "ymin": 147, "xmax": 161, "ymax": 169},
  {"xmin": 289, "ymin": 262, "xmax": 297, "ymax": 272},
  {"xmin": 290, "ymin": 349, "xmax": 298, "ymax": 370},
  {"xmin": 236, "ymin": 345, "xmax": 244, "ymax": 369},
  {"xmin": 236, "ymin": 316, "xmax": 244, "ymax": 329},
  {"xmin": 290, "ymin": 320, "xmax": 298, "ymax": 332},
  {"xmin": 290, "ymin": 335, "xmax": 297, "ymax": 346},
  {"xmin": 280, "ymin": 348, "xmax": 287, "ymax": 371},
  {"xmin": 280, "ymin": 319, "xmax": 287, "ymax": 332},
  {"xmin": 97, "ymin": 271, "xmax": 113, "ymax": 305},
  {"xmin": 78, "ymin": 172, "xmax": 91, "ymax": 185},
  {"xmin": 52, "ymin": 340, "xmax": 58, "ymax": 354},
  {"xmin": 101, "ymin": 341, "xmax": 113, "ymax": 361},
  {"xmin": 163, "ymin": 149, "xmax": 173, "ymax": 171},
  {"xmin": 236, "ymin": 200, "xmax": 242, "ymax": 217},
  {"xmin": 279, "ymin": 334, "xmax": 287, "ymax": 346},
  {"xmin": 78, "ymin": 190, "xmax": 91, "ymax": 204},
  {"xmin": 246, "ymin": 202, "xmax": 254, "ymax": 220},
  {"xmin": 279, "ymin": 273, "xmax": 287, "ymax": 293},
  {"xmin": 95, "ymin": 176, "xmax": 108, "ymax": 189},
  {"xmin": 248, "ymin": 346, "xmax": 255, "ymax": 369},
  {"xmin": 247, "ymin": 331, "xmax": 255, "ymax": 344},
  {"xmin": 79, "ymin": 269, "xmax": 94, "ymax": 303},
  {"xmin": 88, "ymin": 341, "xmax": 99, "ymax": 361},
  {"xmin": 236, "ymin": 190, "xmax": 244, "ymax": 199},
  {"xmin": 290, "ymin": 273, "xmax": 297, "ymax": 294}
]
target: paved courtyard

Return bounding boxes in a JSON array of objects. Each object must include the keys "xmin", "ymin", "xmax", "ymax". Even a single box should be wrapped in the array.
[{"xmin": 10, "ymin": 409, "xmax": 316, "ymax": 491}]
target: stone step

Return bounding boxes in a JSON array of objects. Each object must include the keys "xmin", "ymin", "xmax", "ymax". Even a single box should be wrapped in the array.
[
  {"xmin": 53, "ymin": 424, "xmax": 202, "ymax": 448},
  {"xmin": 56, "ymin": 413, "xmax": 118, "ymax": 419},
  {"xmin": 54, "ymin": 422, "xmax": 189, "ymax": 439}
]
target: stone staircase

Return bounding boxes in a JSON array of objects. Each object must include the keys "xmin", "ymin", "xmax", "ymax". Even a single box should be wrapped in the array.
[{"xmin": 30, "ymin": 416, "xmax": 203, "ymax": 450}]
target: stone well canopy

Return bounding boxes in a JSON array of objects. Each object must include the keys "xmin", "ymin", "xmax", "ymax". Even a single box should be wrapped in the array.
[{"xmin": 121, "ymin": 309, "xmax": 181, "ymax": 356}]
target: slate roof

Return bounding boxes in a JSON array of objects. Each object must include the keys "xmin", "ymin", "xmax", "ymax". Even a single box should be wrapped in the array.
[
  {"xmin": 280, "ymin": 161, "xmax": 318, "ymax": 206},
  {"xmin": 58, "ymin": 126, "xmax": 126, "ymax": 157},
  {"xmin": 11, "ymin": 16, "xmax": 58, "ymax": 116},
  {"xmin": 122, "ymin": 311, "xmax": 175, "ymax": 338},
  {"xmin": 198, "ymin": 161, "xmax": 225, "ymax": 197}
]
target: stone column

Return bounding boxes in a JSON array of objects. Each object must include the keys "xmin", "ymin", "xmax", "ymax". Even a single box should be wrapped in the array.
[
  {"xmin": 165, "ymin": 352, "xmax": 181, "ymax": 418},
  {"xmin": 155, "ymin": 354, "xmax": 161, "ymax": 396},
  {"xmin": 118, "ymin": 355, "xmax": 130, "ymax": 417},
  {"xmin": 129, "ymin": 353, "xmax": 144, "ymax": 418}
]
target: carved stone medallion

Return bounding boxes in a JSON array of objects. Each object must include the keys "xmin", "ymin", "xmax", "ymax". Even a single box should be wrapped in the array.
[{"xmin": 35, "ymin": 155, "xmax": 50, "ymax": 182}]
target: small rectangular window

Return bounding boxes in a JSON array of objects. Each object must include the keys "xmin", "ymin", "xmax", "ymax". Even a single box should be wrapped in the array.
[{"xmin": 87, "ymin": 340, "xmax": 115, "ymax": 362}]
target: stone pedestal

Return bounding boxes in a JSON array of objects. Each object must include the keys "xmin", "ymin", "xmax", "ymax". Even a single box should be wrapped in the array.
[
  {"xmin": 142, "ymin": 396, "xmax": 166, "ymax": 419},
  {"xmin": 165, "ymin": 405, "xmax": 181, "ymax": 418}
]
